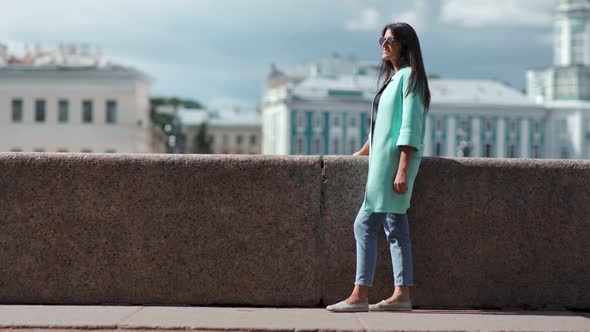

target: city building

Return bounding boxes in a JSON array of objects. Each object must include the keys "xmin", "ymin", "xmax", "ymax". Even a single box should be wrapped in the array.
[
  {"xmin": 527, "ymin": 0, "xmax": 590, "ymax": 159},
  {"xmin": 262, "ymin": 0, "xmax": 590, "ymax": 159},
  {"xmin": 0, "ymin": 43, "xmax": 153, "ymax": 153},
  {"xmin": 174, "ymin": 107, "xmax": 262, "ymax": 154},
  {"xmin": 261, "ymin": 62, "xmax": 545, "ymax": 158}
]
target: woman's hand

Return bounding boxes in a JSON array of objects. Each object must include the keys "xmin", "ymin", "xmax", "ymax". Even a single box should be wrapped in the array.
[
  {"xmin": 352, "ymin": 151, "xmax": 363, "ymax": 156},
  {"xmin": 393, "ymin": 170, "xmax": 408, "ymax": 194}
]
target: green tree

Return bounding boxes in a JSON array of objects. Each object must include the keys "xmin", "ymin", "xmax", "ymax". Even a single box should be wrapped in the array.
[
  {"xmin": 150, "ymin": 97, "xmax": 205, "ymax": 133},
  {"xmin": 191, "ymin": 122, "xmax": 213, "ymax": 154},
  {"xmin": 150, "ymin": 97, "xmax": 204, "ymax": 110}
]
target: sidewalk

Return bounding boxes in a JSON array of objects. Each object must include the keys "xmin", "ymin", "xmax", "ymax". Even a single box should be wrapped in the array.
[{"xmin": 0, "ymin": 305, "xmax": 588, "ymax": 332}]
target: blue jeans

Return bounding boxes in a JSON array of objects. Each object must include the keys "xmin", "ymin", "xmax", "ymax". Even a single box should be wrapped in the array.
[{"xmin": 353, "ymin": 200, "xmax": 414, "ymax": 287}]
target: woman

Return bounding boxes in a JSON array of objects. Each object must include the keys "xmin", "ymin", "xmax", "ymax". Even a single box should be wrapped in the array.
[{"xmin": 326, "ymin": 22, "xmax": 430, "ymax": 312}]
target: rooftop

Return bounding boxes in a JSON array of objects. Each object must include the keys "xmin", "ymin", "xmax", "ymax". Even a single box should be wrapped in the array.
[
  {"xmin": 289, "ymin": 74, "xmax": 536, "ymax": 107},
  {"xmin": 176, "ymin": 108, "xmax": 261, "ymax": 128},
  {"xmin": 0, "ymin": 42, "xmax": 150, "ymax": 81},
  {"xmin": 0, "ymin": 64, "xmax": 151, "ymax": 81}
]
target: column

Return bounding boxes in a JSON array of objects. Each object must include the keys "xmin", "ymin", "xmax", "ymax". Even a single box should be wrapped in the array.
[
  {"xmin": 497, "ymin": 117, "xmax": 505, "ymax": 158},
  {"xmin": 520, "ymin": 119, "xmax": 529, "ymax": 158},
  {"xmin": 447, "ymin": 116, "xmax": 456, "ymax": 157},
  {"xmin": 424, "ymin": 116, "xmax": 432, "ymax": 156},
  {"xmin": 472, "ymin": 117, "xmax": 481, "ymax": 157}
]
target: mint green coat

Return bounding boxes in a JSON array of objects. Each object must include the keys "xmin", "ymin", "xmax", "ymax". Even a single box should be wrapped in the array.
[{"xmin": 363, "ymin": 66, "xmax": 427, "ymax": 213}]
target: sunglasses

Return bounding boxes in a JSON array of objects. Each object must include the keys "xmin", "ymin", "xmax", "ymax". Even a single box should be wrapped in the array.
[{"xmin": 379, "ymin": 36, "xmax": 397, "ymax": 45}]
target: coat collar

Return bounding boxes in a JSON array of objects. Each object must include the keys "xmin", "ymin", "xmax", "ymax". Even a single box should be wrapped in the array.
[
  {"xmin": 376, "ymin": 74, "xmax": 394, "ymax": 95},
  {"xmin": 376, "ymin": 66, "xmax": 411, "ymax": 95}
]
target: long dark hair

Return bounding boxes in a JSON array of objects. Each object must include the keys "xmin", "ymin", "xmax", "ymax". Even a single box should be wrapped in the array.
[{"xmin": 378, "ymin": 22, "xmax": 431, "ymax": 112}]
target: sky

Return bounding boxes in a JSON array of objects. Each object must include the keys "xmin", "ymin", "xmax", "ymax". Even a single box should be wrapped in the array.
[{"xmin": 0, "ymin": 0, "xmax": 557, "ymax": 112}]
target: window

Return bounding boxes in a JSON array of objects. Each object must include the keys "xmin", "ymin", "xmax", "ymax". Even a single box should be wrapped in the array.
[
  {"xmin": 484, "ymin": 119, "xmax": 492, "ymax": 132},
  {"xmin": 10, "ymin": 148, "xmax": 22, "ymax": 152},
  {"xmin": 349, "ymin": 116, "xmax": 357, "ymax": 128},
  {"xmin": 436, "ymin": 119, "xmax": 442, "ymax": 131},
  {"xmin": 532, "ymin": 144, "xmax": 540, "ymax": 158},
  {"xmin": 296, "ymin": 112, "xmax": 304, "ymax": 128},
  {"xmin": 509, "ymin": 144, "xmax": 517, "ymax": 158},
  {"xmin": 463, "ymin": 147, "xmax": 471, "ymax": 157},
  {"xmin": 349, "ymin": 139, "xmax": 357, "ymax": 154},
  {"xmin": 332, "ymin": 138, "xmax": 340, "ymax": 154},
  {"xmin": 250, "ymin": 134, "xmax": 256, "ymax": 145},
  {"xmin": 82, "ymin": 100, "xmax": 93, "ymax": 123},
  {"xmin": 222, "ymin": 134, "xmax": 229, "ymax": 146},
  {"xmin": 435, "ymin": 142, "xmax": 442, "ymax": 156},
  {"xmin": 313, "ymin": 112, "xmax": 322, "ymax": 128},
  {"xmin": 58, "ymin": 100, "xmax": 69, "ymax": 123},
  {"xmin": 33, "ymin": 148, "xmax": 45, "ymax": 152},
  {"xmin": 236, "ymin": 135, "xmax": 243, "ymax": 145},
  {"xmin": 484, "ymin": 144, "xmax": 492, "ymax": 158},
  {"xmin": 106, "ymin": 100, "xmax": 117, "ymax": 124},
  {"xmin": 461, "ymin": 119, "xmax": 468, "ymax": 131},
  {"xmin": 313, "ymin": 137, "xmax": 322, "ymax": 154},
  {"xmin": 556, "ymin": 70, "xmax": 578, "ymax": 99},
  {"xmin": 35, "ymin": 99, "xmax": 46, "ymax": 123},
  {"xmin": 560, "ymin": 147, "xmax": 569, "ymax": 159},
  {"xmin": 12, "ymin": 99, "xmax": 23, "ymax": 122},
  {"xmin": 81, "ymin": 149, "xmax": 92, "ymax": 153},
  {"xmin": 296, "ymin": 137, "xmax": 304, "ymax": 154},
  {"xmin": 534, "ymin": 120, "xmax": 540, "ymax": 134},
  {"xmin": 332, "ymin": 115, "xmax": 340, "ymax": 127},
  {"xmin": 510, "ymin": 119, "xmax": 518, "ymax": 133},
  {"xmin": 571, "ymin": 30, "xmax": 585, "ymax": 64}
]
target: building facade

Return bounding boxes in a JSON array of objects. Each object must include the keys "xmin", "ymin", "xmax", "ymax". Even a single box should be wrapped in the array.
[
  {"xmin": 174, "ymin": 108, "xmax": 262, "ymax": 154},
  {"xmin": 526, "ymin": 0, "xmax": 590, "ymax": 159},
  {"xmin": 262, "ymin": 1, "xmax": 590, "ymax": 159},
  {"xmin": 0, "ymin": 43, "xmax": 153, "ymax": 153},
  {"xmin": 262, "ymin": 69, "xmax": 547, "ymax": 158}
]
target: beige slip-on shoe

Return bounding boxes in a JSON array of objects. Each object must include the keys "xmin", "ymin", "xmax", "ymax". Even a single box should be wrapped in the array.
[
  {"xmin": 369, "ymin": 299, "xmax": 412, "ymax": 311},
  {"xmin": 326, "ymin": 300, "xmax": 369, "ymax": 312}
]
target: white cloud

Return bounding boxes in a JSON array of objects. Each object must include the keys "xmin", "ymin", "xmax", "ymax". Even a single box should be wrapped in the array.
[
  {"xmin": 396, "ymin": 11, "xmax": 418, "ymax": 27},
  {"xmin": 394, "ymin": 0, "xmax": 434, "ymax": 33},
  {"xmin": 440, "ymin": 0, "xmax": 554, "ymax": 28},
  {"xmin": 346, "ymin": 8, "xmax": 381, "ymax": 31}
]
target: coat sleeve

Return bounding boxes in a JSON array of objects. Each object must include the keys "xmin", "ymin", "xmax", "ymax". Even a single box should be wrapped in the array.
[{"xmin": 395, "ymin": 72, "xmax": 425, "ymax": 152}]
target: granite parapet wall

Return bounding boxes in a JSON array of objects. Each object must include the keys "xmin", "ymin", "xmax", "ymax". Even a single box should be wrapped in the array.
[
  {"xmin": 322, "ymin": 156, "xmax": 590, "ymax": 310},
  {"xmin": 0, "ymin": 153, "xmax": 589, "ymax": 310},
  {"xmin": 0, "ymin": 153, "xmax": 322, "ymax": 306}
]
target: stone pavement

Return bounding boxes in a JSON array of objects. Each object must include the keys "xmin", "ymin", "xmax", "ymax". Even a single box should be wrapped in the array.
[{"xmin": 0, "ymin": 305, "xmax": 589, "ymax": 332}]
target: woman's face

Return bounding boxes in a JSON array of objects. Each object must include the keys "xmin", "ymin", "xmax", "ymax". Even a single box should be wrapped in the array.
[{"xmin": 381, "ymin": 28, "xmax": 402, "ymax": 64}]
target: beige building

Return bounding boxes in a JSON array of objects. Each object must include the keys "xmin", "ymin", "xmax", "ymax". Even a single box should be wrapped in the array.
[
  {"xmin": 175, "ymin": 108, "xmax": 261, "ymax": 154},
  {"xmin": 0, "ymin": 43, "xmax": 153, "ymax": 153}
]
